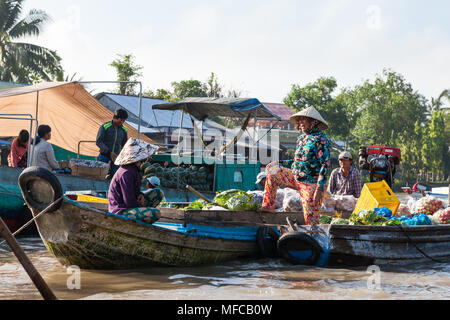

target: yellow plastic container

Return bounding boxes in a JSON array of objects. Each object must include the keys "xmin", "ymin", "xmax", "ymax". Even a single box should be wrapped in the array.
[
  {"xmin": 77, "ymin": 195, "xmax": 108, "ymax": 204},
  {"xmin": 353, "ymin": 180, "xmax": 400, "ymax": 216}
]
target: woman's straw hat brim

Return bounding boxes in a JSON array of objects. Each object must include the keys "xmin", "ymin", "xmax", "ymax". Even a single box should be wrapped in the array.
[{"xmin": 289, "ymin": 106, "xmax": 329, "ymax": 130}]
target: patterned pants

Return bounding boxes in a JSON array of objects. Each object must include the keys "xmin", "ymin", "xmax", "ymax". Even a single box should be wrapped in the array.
[
  {"xmin": 120, "ymin": 189, "xmax": 164, "ymax": 224},
  {"xmin": 121, "ymin": 207, "xmax": 161, "ymax": 224},
  {"xmin": 262, "ymin": 163, "xmax": 323, "ymax": 225},
  {"xmin": 144, "ymin": 188, "xmax": 164, "ymax": 208}
]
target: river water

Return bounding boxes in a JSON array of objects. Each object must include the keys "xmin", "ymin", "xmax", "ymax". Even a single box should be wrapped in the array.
[{"xmin": 0, "ymin": 195, "xmax": 449, "ymax": 300}]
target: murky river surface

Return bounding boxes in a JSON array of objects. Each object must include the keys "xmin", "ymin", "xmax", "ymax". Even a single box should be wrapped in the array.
[{"xmin": 0, "ymin": 194, "xmax": 449, "ymax": 300}]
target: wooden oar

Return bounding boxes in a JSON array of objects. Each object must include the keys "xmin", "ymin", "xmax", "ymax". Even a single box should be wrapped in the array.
[
  {"xmin": 0, "ymin": 216, "xmax": 57, "ymax": 300},
  {"xmin": 186, "ymin": 185, "xmax": 213, "ymax": 204}
]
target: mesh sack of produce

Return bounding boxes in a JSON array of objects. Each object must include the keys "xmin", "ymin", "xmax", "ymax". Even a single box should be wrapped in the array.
[
  {"xmin": 415, "ymin": 196, "xmax": 444, "ymax": 216},
  {"xmin": 282, "ymin": 188, "xmax": 302, "ymax": 212},
  {"xmin": 322, "ymin": 196, "xmax": 336, "ymax": 212},
  {"xmin": 334, "ymin": 195, "xmax": 358, "ymax": 212},
  {"xmin": 395, "ymin": 204, "xmax": 412, "ymax": 218},
  {"xmin": 431, "ymin": 208, "xmax": 450, "ymax": 225}
]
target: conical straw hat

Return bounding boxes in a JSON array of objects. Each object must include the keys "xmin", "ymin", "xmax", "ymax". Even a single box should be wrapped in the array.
[
  {"xmin": 115, "ymin": 138, "xmax": 159, "ymax": 166},
  {"xmin": 289, "ymin": 106, "xmax": 329, "ymax": 130}
]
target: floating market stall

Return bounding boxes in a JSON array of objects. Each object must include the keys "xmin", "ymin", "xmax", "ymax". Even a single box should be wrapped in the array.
[
  {"xmin": 0, "ymin": 82, "xmax": 159, "ymax": 232},
  {"xmin": 150, "ymin": 97, "xmax": 282, "ymax": 201}
]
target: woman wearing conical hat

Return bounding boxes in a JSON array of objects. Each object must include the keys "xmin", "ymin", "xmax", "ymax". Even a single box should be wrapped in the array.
[
  {"xmin": 108, "ymin": 138, "xmax": 162, "ymax": 224},
  {"xmin": 261, "ymin": 106, "xmax": 331, "ymax": 225}
]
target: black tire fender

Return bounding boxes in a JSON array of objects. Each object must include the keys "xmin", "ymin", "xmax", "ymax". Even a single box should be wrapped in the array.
[
  {"xmin": 18, "ymin": 166, "xmax": 63, "ymax": 212},
  {"xmin": 256, "ymin": 226, "xmax": 280, "ymax": 258},
  {"xmin": 277, "ymin": 232, "xmax": 322, "ymax": 266}
]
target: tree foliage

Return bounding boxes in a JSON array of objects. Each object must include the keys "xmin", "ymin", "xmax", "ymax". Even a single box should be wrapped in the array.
[
  {"xmin": 109, "ymin": 54, "xmax": 143, "ymax": 95},
  {"xmin": 0, "ymin": 0, "xmax": 63, "ymax": 83}
]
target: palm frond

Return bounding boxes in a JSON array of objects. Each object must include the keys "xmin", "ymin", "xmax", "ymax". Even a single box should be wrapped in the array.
[
  {"xmin": 1, "ymin": 0, "xmax": 24, "ymax": 33},
  {"xmin": 9, "ymin": 9, "xmax": 50, "ymax": 39}
]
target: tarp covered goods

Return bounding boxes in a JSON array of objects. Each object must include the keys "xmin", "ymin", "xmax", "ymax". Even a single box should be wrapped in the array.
[{"xmin": 0, "ymin": 82, "xmax": 158, "ymax": 157}]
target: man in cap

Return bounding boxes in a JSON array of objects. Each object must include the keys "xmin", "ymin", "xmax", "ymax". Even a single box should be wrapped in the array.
[
  {"xmin": 108, "ymin": 138, "xmax": 161, "ymax": 224},
  {"xmin": 327, "ymin": 151, "xmax": 362, "ymax": 199},
  {"xmin": 142, "ymin": 176, "xmax": 165, "ymax": 208}
]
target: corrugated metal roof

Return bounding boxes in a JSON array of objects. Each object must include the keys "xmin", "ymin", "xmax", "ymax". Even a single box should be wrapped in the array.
[
  {"xmin": 262, "ymin": 102, "xmax": 295, "ymax": 121},
  {"xmin": 97, "ymin": 93, "xmax": 196, "ymax": 129}
]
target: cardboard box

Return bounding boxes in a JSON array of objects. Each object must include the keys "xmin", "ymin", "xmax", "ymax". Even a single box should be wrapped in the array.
[{"xmin": 69, "ymin": 159, "xmax": 110, "ymax": 180}]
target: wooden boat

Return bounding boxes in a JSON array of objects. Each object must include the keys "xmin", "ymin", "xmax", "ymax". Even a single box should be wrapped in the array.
[{"xmin": 18, "ymin": 167, "xmax": 268, "ymax": 269}]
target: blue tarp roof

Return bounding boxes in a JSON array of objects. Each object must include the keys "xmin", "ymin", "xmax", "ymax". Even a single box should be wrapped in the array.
[{"xmin": 153, "ymin": 97, "xmax": 281, "ymax": 121}]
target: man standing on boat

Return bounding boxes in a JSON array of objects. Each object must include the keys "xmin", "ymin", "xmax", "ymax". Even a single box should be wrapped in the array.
[
  {"xmin": 327, "ymin": 151, "xmax": 362, "ymax": 199},
  {"xmin": 96, "ymin": 109, "xmax": 129, "ymax": 179}
]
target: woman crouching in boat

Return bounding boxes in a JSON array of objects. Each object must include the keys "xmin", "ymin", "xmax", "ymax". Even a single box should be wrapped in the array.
[
  {"xmin": 260, "ymin": 106, "xmax": 331, "ymax": 226},
  {"xmin": 108, "ymin": 138, "xmax": 161, "ymax": 224}
]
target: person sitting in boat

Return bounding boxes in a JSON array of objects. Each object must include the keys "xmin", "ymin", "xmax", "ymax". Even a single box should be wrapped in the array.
[
  {"xmin": 327, "ymin": 151, "xmax": 362, "ymax": 199},
  {"xmin": 108, "ymin": 138, "xmax": 160, "ymax": 224},
  {"xmin": 260, "ymin": 106, "xmax": 331, "ymax": 226},
  {"xmin": 30, "ymin": 125, "xmax": 60, "ymax": 172},
  {"xmin": 255, "ymin": 172, "xmax": 267, "ymax": 191},
  {"xmin": 8, "ymin": 130, "xmax": 29, "ymax": 168},
  {"xmin": 96, "ymin": 109, "xmax": 129, "ymax": 179},
  {"xmin": 142, "ymin": 176, "xmax": 165, "ymax": 208}
]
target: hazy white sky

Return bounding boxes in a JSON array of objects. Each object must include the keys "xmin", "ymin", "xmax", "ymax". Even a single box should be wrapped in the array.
[{"xmin": 21, "ymin": 0, "xmax": 450, "ymax": 104}]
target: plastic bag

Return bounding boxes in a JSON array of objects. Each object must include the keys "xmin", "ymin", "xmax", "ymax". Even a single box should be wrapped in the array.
[
  {"xmin": 431, "ymin": 207, "xmax": 450, "ymax": 225},
  {"xmin": 334, "ymin": 195, "xmax": 358, "ymax": 212},
  {"xmin": 415, "ymin": 196, "xmax": 444, "ymax": 216},
  {"xmin": 275, "ymin": 189, "xmax": 286, "ymax": 209},
  {"xmin": 322, "ymin": 191, "xmax": 336, "ymax": 212},
  {"xmin": 282, "ymin": 188, "xmax": 302, "ymax": 212},
  {"xmin": 247, "ymin": 191, "xmax": 264, "ymax": 208}
]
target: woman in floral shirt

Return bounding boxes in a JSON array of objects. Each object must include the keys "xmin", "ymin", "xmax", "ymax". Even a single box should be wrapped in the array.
[{"xmin": 261, "ymin": 106, "xmax": 331, "ymax": 225}]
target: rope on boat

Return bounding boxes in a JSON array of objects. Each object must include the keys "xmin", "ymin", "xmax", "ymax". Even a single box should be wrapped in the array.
[{"xmin": 396, "ymin": 225, "xmax": 444, "ymax": 264}]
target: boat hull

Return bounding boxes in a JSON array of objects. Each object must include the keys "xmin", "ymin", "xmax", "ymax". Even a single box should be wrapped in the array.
[
  {"xmin": 327, "ymin": 224, "xmax": 450, "ymax": 266},
  {"xmin": 31, "ymin": 200, "xmax": 259, "ymax": 269}
]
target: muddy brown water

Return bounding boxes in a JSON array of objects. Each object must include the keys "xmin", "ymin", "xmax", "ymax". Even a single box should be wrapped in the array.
[{"xmin": 0, "ymin": 194, "xmax": 449, "ymax": 300}]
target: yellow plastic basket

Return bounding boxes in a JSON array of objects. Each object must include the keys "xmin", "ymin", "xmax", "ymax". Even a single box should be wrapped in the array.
[
  {"xmin": 353, "ymin": 180, "xmax": 400, "ymax": 216},
  {"xmin": 77, "ymin": 195, "xmax": 108, "ymax": 204}
]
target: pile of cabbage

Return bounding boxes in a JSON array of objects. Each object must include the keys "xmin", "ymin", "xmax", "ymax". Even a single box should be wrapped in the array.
[{"xmin": 185, "ymin": 189, "xmax": 260, "ymax": 211}]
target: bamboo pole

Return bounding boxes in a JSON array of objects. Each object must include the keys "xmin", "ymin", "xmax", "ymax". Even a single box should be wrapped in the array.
[{"xmin": 0, "ymin": 218, "xmax": 57, "ymax": 300}]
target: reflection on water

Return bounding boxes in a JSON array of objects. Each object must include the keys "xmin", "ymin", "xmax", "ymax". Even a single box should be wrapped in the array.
[
  {"xmin": 1, "ymin": 194, "xmax": 448, "ymax": 300},
  {"xmin": 0, "ymin": 238, "xmax": 449, "ymax": 300}
]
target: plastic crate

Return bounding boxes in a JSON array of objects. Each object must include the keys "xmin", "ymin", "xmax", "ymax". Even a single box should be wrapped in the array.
[{"xmin": 353, "ymin": 180, "xmax": 400, "ymax": 215}]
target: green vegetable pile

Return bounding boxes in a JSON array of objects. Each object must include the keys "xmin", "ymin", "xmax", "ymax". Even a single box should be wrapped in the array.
[
  {"xmin": 319, "ymin": 215, "xmax": 332, "ymax": 225},
  {"xmin": 141, "ymin": 162, "xmax": 213, "ymax": 191},
  {"xmin": 330, "ymin": 218, "xmax": 349, "ymax": 225},
  {"xmin": 184, "ymin": 189, "xmax": 259, "ymax": 211}
]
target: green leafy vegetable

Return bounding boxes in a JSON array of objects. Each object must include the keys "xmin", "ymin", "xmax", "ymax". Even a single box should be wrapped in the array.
[{"xmin": 320, "ymin": 215, "xmax": 333, "ymax": 224}]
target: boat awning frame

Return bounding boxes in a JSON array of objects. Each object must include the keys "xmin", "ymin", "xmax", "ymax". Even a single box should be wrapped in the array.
[{"xmin": 153, "ymin": 97, "xmax": 282, "ymax": 121}]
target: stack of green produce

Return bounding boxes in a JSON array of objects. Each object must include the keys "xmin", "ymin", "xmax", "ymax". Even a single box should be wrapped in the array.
[
  {"xmin": 141, "ymin": 162, "xmax": 214, "ymax": 191},
  {"xmin": 184, "ymin": 189, "xmax": 260, "ymax": 211}
]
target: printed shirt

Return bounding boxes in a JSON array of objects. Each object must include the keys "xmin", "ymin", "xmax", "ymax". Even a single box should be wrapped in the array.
[
  {"xmin": 291, "ymin": 128, "xmax": 331, "ymax": 191},
  {"xmin": 108, "ymin": 164, "xmax": 142, "ymax": 214},
  {"xmin": 327, "ymin": 167, "xmax": 362, "ymax": 198}
]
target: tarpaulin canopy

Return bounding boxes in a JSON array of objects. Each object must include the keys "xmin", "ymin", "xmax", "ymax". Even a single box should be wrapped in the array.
[
  {"xmin": 0, "ymin": 82, "xmax": 158, "ymax": 157},
  {"xmin": 153, "ymin": 97, "xmax": 281, "ymax": 121}
]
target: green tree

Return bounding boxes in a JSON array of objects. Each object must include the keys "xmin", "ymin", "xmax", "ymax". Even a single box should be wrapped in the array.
[
  {"xmin": 110, "ymin": 54, "xmax": 143, "ymax": 95},
  {"xmin": 283, "ymin": 77, "xmax": 351, "ymax": 142},
  {"xmin": 0, "ymin": 0, "xmax": 63, "ymax": 83},
  {"xmin": 347, "ymin": 70, "xmax": 429, "ymax": 181},
  {"xmin": 206, "ymin": 72, "xmax": 222, "ymax": 98},
  {"xmin": 422, "ymin": 109, "xmax": 449, "ymax": 180},
  {"xmin": 144, "ymin": 88, "xmax": 173, "ymax": 101},
  {"xmin": 171, "ymin": 79, "xmax": 207, "ymax": 101}
]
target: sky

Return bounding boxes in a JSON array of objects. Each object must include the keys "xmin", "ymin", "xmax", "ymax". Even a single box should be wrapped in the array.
[{"xmin": 20, "ymin": 0, "xmax": 450, "ymax": 104}]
